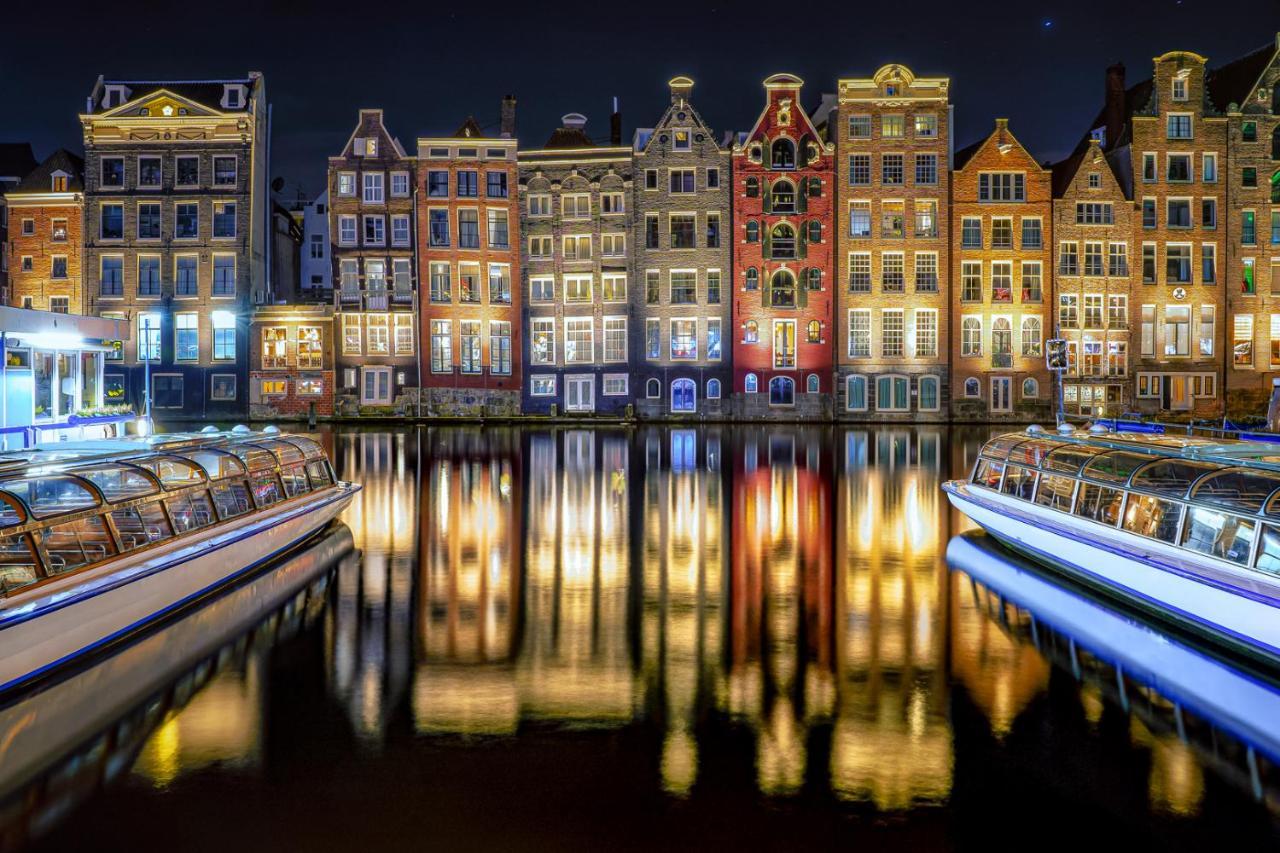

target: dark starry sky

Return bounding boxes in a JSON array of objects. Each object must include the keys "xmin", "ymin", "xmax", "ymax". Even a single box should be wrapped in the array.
[{"xmin": 1, "ymin": 0, "xmax": 1275, "ymax": 199}]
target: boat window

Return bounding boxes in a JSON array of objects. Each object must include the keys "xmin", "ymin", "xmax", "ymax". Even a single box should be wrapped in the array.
[
  {"xmin": 280, "ymin": 465, "xmax": 311, "ymax": 498},
  {"xmin": 251, "ymin": 474, "xmax": 282, "ymax": 508},
  {"xmin": 1190, "ymin": 469, "xmax": 1280, "ymax": 514},
  {"xmin": 1255, "ymin": 525, "xmax": 1280, "ymax": 575},
  {"xmin": 132, "ymin": 456, "xmax": 206, "ymax": 491},
  {"xmin": 177, "ymin": 449, "xmax": 247, "ymax": 481},
  {"xmin": 110, "ymin": 502, "xmax": 173, "ymax": 552},
  {"xmin": 1182, "ymin": 506, "xmax": 1256, "ymax": 566},
  {"xmin": 0, "ymin": 476, "xmax": 100, "ymax": 519},
  {"xmin": 306, "ymin": 461, "xmax": 332, "ymax": 489},
  {"xmin": 1082, "ymin": 451, "xmax": 1150, "ymax": 485},
  {"xmin": 72, "ymin": 464, "xmax": 159, "ymax": 503},
  {"xmin": 281, "ymin": 436, "xmax": 325, "ymax": 461},
  {"xmin": 1129, "ymin": 459, "xmax": 1218, "ymax": 499},
  {"xmin": 1004, "ymin": 440, "xmax": 1063, "ymax": 469},
  {"xmin": 229, "ymin": 446, "xmax": 277, "ymax": 472},
  {"xmin": 972, "ymin": 459, "xmax": 1004, "ymax": 490},
  {"xmin": 39, "ymin": 514, "xmax": 115, "ymax": 574},
  {"xmin": 210, "ymin": 480, "xmax": 253, "ymax": 520},
  {"xmin": 1042, "ymin": 446, "xmax": 1101, "ymax": 475},
  {"xmin": 1034, "ymin": 475, "xmax": 1076, "ymax": 512},
  {"xmin": 165, "ymin": 491, "xmax": 216, "ymax": 534},
  {"xmin": 999, "ymin": 465, "xmax": 1037, "ymax": 500},
  {"xmin": 0, "ymin": 534, "xmax": 39, "ymax": 595},
  {"xmin": 254, "ymin": 440, "xmax": 306, "ymax": 467},
  {"xmin": 978, "ymin": 435, "xmax": 1031, "ymax": 461},
  {"xmin": 0, "ymin": 495, "xmax": 25, "ymax": 528},
  {"xmin": 1121, "ymin": 494, "xmax": 1183, "ymax": 543},
  {"xmin": 1074, "ymin": 483, "xmax": 1125, "ymax": 527}
]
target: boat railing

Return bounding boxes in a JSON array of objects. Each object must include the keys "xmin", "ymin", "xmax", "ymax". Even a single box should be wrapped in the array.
[{"xmin": 1060, "ymin": 411, "xmax": 1280, "ymax": 444}]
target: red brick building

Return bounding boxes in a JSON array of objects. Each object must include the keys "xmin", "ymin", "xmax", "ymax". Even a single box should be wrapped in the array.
[
  {"xmin": 417, "ymin": 109, "xmax": 520, "ymax": 417},
  {"xmin": 732, "ymin": 74, "xmax": 835, "ymax": 417},
  {"xmin": 4, "ymin": 149, "xmax": 84, "ymax": 312},
  {"xmin": 249, "ymin": 303, "xmax": 335, "ymax": 418}
]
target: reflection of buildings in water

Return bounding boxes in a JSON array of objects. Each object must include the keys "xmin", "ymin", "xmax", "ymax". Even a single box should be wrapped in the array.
[
  {"xmin": 328, "ymin": 431, "xmax": 417, "ymax": 741},
  {"xmin": 833, "ymin": 429, "xmax": 953, "ymax": 809},
  {"xmin": 637, "ymin": 428, "xmax": 728, "ymax": 796},
  {"xmin": 948, "ymin": 576, "xmax": 1050, "ymax": 739},
  {"xmin": 132, "ymin": 664, "xmax": 262, "ymax": 787},
  {"xmin": 518, "ymin": 430, "xmax": 633, "ymax": 722},
  {"xmin": 413, "ymin": 429, "xmax": 522, "ymax": 734},
  {"xmin": 728, "ymin": 428, "xmax": 835, "ymax": 795}
]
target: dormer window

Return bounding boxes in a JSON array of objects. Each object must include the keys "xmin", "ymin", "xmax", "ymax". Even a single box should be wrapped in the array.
[
  {"xmin": 221, "ymin": 84, "xmax": 247, "ymax": 110},
  {"xmin": 51, "ymin": 173, "xmax": 68, "ymax": 193},
  {"xmin": 103, "ymin": 84, "xmax": 131, "ymax": 109}
]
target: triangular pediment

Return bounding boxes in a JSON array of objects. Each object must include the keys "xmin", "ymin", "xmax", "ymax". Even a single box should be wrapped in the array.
[{"xmin": 99, "ymin": 89, "xmax": 221, "ymax": 120}]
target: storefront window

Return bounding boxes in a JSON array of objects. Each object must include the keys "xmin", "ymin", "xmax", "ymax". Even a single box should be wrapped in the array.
[{"xmin": 33, "ymin": 351, "xmax": 53, "ymax": 421}]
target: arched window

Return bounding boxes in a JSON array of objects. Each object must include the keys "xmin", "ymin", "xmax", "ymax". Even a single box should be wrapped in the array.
[
  {"xmin": 770, "ymin": 223, "xmax": 797, "ymax": 259},
  {"xmin": 769, "ymin": 376, "xmax": 795, "ymax": 406},
  {"xmin": 744, "ymin": 320, "xmax": 759, "ymax": 343},
  {"xmin": 707, "ymin": 378, "xmax": 722, "ymax": 399},
  {"xmin": 962, "ymin": 317, "xmax": 982, "ymax": 356},
  {"xmin": 1021, "ymin": 317, "xmax": 1042, "ymax": 356},
  {"xmin": 806, "ymin": 373, "xmax": 820, "ymax": 393},
  {"xmin": 964, "ymin": 377, "xmax": 980, "ymax": 397},
  {"xmin": 846, "ymin": 375, "xmax": 867, "ymax": 411},
  {"xmin": 770, "ymin": 269, "xmax": 796, "ymax": 307},
  {"xmin": 745, "ymin": 267, "xmax": 759, "ymax": 290},
  {"xmin": 807, "ymin": 176, "xmax": 822, "ymax": 197},
  {"xmin": 770, "ymin": 138, "xmax": 796, "ymax": 169},
  {"xmin": 1022, "ymin": 377, "xmax": 1039, "ymax": 399},
  {"xmin": 806, "ymin": 268, "xmax": 821, "ymax": 290},
  {"xmin": 745, "ymin": 177, "xmax": 760, "ymax": 197},
  {"xmin": 1272, "ymin": 168, "xmax": 1280, "ymax": 204},
  {"xmin": 919, "ymin": 376, "xmax": 940, "ymax": 411},
  {"xmin": 992, "ymin": 317, "xmax": 1012, "ymax": 364},
  {"xmin": 646, "ymin": 378, "xmax": 661, "ymax": 399},
  {"xmin": 671, "ymin": 379, "xmax": 696, "ymax": 412},
  {"xmin": 745, "ymin": 221, "xmax": 760, "ymax": 242},
  {"xmin": 745, "ymin": 373, "xmax": 758, "ymax": 393},
  {"xmin": 806, "ymin": 320, "xmax": 821, "ymax": 342},
  {"xmin": 1272, "ymin": 125, "xmax": 1280, "ymax": 161},
  {"xmin": 770, "ymin": 179, "xmax": 796, "ymax": 212},
  {"xmin": 806, "ymin": 220, "xmax": 822, "ymax": 243}
]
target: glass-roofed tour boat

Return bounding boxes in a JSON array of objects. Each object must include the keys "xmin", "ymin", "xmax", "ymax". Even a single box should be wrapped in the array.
[
  {"xmin": 944, "ymin": 424, "xmax": 1280, "ymax": 663},
  {"xmin": 0, "ymin": 428, "xmax": 358, "ymax": 694}
]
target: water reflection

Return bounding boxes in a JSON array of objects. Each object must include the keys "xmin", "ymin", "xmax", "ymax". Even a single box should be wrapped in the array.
[{"xmin": 9, "ymin": 425, "xmax": 1280, "ymax": 851}]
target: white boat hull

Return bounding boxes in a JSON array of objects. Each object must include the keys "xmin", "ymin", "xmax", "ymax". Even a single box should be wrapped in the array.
[
  {"xmin": 0, "ymin": 483, "xmax": 359, "ymax": 693},
  {"xmin": 943, "ymin": 481, "xmax": 1280, "ymax": 661}
]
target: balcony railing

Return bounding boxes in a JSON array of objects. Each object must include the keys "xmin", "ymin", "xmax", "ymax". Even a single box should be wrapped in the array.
[{"xmin": 336, "ymin": 287, "xmax": 416, "ymax": 312}]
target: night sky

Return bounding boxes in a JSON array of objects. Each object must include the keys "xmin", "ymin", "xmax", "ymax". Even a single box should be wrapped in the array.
[{"xmin": 2, "ymin": 0, "xmax": 1275, "ymax": 200}]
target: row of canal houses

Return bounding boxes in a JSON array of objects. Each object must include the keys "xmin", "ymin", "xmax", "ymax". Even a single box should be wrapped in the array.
[{"xmin": 5, "ymin": 38, "xmax": 1280, "ymax": 422}]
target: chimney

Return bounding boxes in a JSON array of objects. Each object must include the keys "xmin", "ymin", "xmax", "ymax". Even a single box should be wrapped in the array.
[
  {"xmin": 669, "ymin": 76, "xmax": 694, "ymax": 104},
  {"xmin": 500, "ymin": 95, "xmax": 517, "ymax": 138},
  {"xmin": 610, "ymin": 97, "xmax": 622, "ymax": 146},
  {"xmin": 1103, "ymin": 62, "xmax": 1126, "ymax": 151}
]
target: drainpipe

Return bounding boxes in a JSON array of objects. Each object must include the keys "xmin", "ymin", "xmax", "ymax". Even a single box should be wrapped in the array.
[{"xmin": 412, "ymin": 181, "xmax": 422, "ymax": 419}]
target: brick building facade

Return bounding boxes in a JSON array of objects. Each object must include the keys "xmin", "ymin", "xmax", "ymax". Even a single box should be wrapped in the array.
[
  {"xmin": 731, "ymin": 74, "xmax": 835, "ymax": 418},
  {"xmin": 249, "ymin": 303, "xmax": 335, "ymax": 418},
  {"xmin": 632, "ymin": 77, "xmax": 732, "ymax": 419},
  {"xmin": 1218, "ymin": 38, "xmax": 1280, "ymax": 416},
  {"xmin": 418, "ymin": 109, "xmax": 521, "ymax": 417},
  {"xmin": 329, "ymin": 109, "xmax": 418, "ymax": 413},
  {"xmin": 4, "ymin": 149, "xmax": 84, "ymax": 313},
  {"xmin": 80, "ymin": 75, "xmax": 268, "ymax": 419},
  {"xmin": 1052, "ymin": 139, "xmax": 1135, "ymax": 416},
  {"xmin": 951, "ymin": 119, "xmax": 1053, "ymax": 421},
  {"xmin": 834, "ymin": 64, "xmax": 950, "ymax": 421},
  {"xmin": 518, "ymin": 112, "xmax": 632, "ymax": 416}
]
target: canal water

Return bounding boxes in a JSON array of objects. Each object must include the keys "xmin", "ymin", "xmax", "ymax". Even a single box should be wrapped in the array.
[{"xmin": 4, "ymin": 425, "xmax": 1280, "ymax": 851}]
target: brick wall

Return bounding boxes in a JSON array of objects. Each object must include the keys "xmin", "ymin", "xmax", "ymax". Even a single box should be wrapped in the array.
[{"xmin": 6, "ymin": 200, "xmax": 83, "ymax": 311}]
